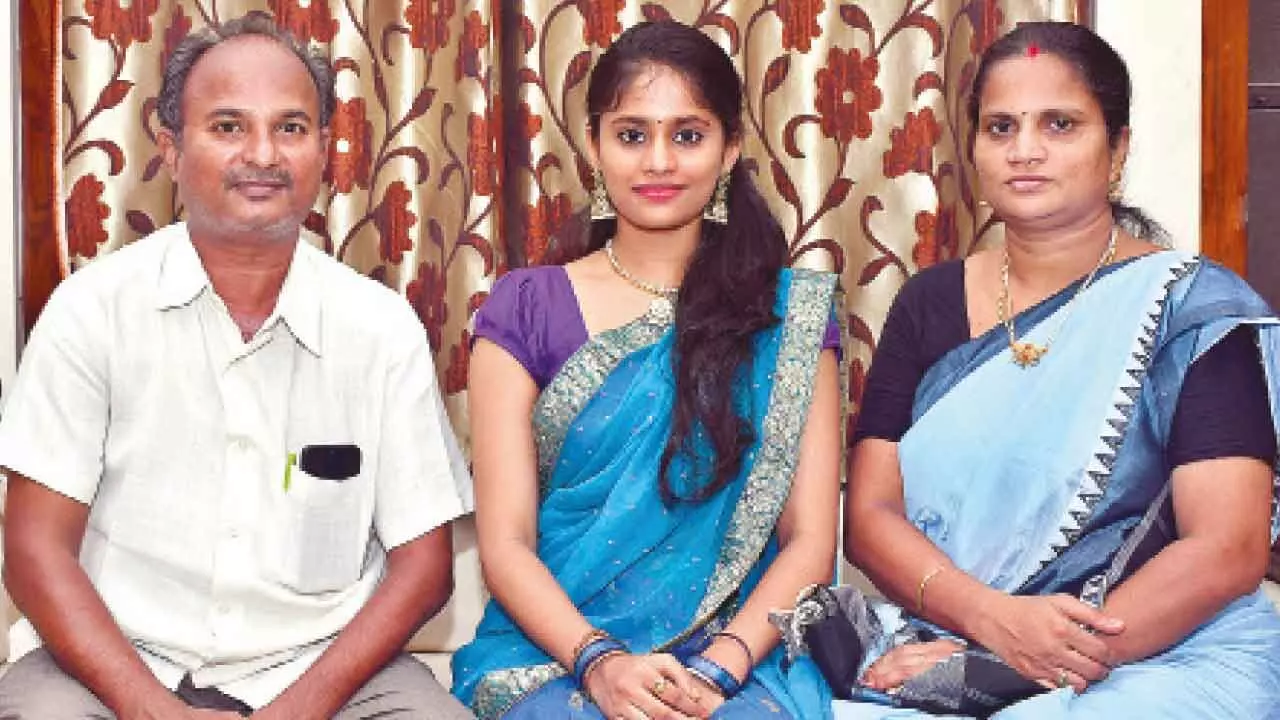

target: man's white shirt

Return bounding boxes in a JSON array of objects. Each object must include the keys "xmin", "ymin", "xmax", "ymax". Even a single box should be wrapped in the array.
[{"xmin": 0, "ymin": 223, "xmax": 473, "ymax": 706}]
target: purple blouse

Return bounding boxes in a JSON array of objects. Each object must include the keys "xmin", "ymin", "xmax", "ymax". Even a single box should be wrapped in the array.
[{"xmin": 474, "ymin": 266, "xmax": 841, "ymax": 389}]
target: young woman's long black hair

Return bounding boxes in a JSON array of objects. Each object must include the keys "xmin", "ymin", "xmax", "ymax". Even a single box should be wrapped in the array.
[{"xmin": 546, "ymin": 21, "xmax": 788, "ymax": 504}]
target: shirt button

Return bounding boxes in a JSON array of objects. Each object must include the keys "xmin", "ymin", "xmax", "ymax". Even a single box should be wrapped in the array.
[
  {"xmin": 216, "ymin": 603, "xmax": 232, "ymax": 616},
  {"xmin": 228, "ymin": 527, "xmax": 242, "ymax": 540}
]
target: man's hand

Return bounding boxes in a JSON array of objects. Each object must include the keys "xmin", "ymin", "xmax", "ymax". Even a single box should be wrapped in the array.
[{"xmin": 118, "ymin": 692, "xmax": 245, "ymax": 720}]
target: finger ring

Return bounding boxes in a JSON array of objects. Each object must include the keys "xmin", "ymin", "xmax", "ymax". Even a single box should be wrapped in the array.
[
  {"xmin": 651, "ymin": 677, "xmax": 669, "ymax": 695},
  {"xmin": 1056, "ymin": 669, "xmax": 1070, "ymax": 688}
]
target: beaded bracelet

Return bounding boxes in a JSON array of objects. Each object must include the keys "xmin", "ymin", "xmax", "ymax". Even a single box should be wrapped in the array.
[
  {"xmin": 572, "ymin": 636, "xmax": 628, "ymax": 687},
  {"xmin": 711, "ymin": 631, "xmax": 756, "ymax": 669},
  {"xmin": 684, "ymin": 654, "xmax": 742, "ymax": 698}
]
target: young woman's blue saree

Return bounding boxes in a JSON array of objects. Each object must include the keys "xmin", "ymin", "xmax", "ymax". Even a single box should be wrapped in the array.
[
  {"xmin": 834, "ymin": 251, "xmax": 1280, "ymax": 719},
  {"xmin": 453, "ymin": 269, "xmax": 837, "ymax": 719}
]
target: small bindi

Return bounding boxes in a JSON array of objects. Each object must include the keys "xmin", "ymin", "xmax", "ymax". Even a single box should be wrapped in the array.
[{"xmin": 1026, "ymin": 43, "xmax": 1041, "ymax": 59}]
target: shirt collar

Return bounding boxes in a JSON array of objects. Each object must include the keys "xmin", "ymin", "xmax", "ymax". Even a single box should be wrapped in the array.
[{"xmin": 154, "ymin": 224, "xmax": 324, "ymax": 357}]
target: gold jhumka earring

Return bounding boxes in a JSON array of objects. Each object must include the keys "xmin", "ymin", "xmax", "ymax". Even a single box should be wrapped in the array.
[
  {"xmin": 702, "ymin": 174, "xmax": 730, "ymax": 224},
  {"xmin": 590, "ymin": 168, "xmax": 615, "ymax": 221}
]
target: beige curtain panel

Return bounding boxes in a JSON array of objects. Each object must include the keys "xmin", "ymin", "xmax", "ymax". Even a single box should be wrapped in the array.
[{"xmin": 54, "ymin": 0, "xmax": 1077, "ymax": 454}]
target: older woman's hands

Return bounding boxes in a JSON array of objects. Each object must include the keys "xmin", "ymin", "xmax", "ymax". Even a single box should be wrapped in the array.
[
  {"xmin": 972, "ymin": 593, "xmax": 1125, "ymax": 692},
  {"xmin": 584, "ymin": 653, "xmax": 713, "ymax": 719},
  {"xmin": 860, "ymin": 639, "xmax": 966, "ymax": 691}
]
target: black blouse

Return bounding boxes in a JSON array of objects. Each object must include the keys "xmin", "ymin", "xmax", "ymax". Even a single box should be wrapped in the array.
[{"xmin": 853, "ymin": 260, "xmax": 1276, "ymax": 467}]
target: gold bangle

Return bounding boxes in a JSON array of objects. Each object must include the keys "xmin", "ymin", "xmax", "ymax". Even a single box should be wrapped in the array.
[
  {"xmin": 571, "ymin": 628, "xmax": 609, "ymax": 664},
  {"xmin": 917, "ymin": 566, "xmax": 946, "ymax": 614}
]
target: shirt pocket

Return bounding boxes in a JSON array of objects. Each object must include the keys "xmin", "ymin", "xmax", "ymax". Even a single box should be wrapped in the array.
[{"xmin": 266, "ymin": 467, "xmax": 373, "ymax": 594}]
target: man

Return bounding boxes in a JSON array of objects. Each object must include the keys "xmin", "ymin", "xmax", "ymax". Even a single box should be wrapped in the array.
[{"xmin": 0, "ymin": 15, "xmax": 473, "ymax": 719}]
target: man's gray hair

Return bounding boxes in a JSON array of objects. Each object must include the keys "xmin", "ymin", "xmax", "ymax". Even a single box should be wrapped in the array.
[{"xmin": 157, "ymin": 12, "xmax": 335, "ymax": 136}]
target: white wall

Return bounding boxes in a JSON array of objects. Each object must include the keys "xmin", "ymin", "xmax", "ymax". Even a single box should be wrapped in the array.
[
  {"xmin": 1095, "ymin": 1, "xmax": 1202, "ymax": 250},
  {"xmin": 0, "ymin": 0, "xmax": 15, "ymax": 389}
]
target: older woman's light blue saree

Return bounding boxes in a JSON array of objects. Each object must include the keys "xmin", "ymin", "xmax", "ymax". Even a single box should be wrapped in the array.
[
  {"xmin": 453, "ymin": 269, "xmax": 836, "ymax": 719},
  {"xmin": 835, "ymin": 251, "xmax": 1280, "ymax": 719}
]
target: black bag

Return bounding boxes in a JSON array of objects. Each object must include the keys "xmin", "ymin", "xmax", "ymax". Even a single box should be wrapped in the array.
[{"xmin": 772, "ymin": 585, "xmax": 1042, "ymax": 717}]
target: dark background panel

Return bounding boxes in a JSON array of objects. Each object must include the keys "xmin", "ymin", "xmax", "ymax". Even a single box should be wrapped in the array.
[
  {"xmin": 1249, "ymin": 0, "xmax": 1280, "ymax": 311},
  {"xmin": 1251, "ymin": 0, "xmax": 1280, "ymax": 84},
  {"xmin": 1248, "ymin": 109, "xmax": 1280, "ymax": 310}
]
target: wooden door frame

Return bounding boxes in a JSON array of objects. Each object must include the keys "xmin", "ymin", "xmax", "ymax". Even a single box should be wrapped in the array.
[
  {"xmin": 1202, "ymin": 0, "xmax": 1249, "ymax": 274},
  {"xmin": 16, "ymin": 1, "xmax": 1250, "ymax": 334}
]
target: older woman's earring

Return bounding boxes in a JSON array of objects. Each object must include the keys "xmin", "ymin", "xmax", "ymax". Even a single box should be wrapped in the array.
[
  {"xmin": 1108, "ymin": 165, "xmax": 1125, "ymax": 202},
  {"xmin": 703, "ymin": 174, "xmax": 730, "ymax": 224},
  {"xmin": 591, "ymin": 169, "xmax": 615, "ymax": 221}
]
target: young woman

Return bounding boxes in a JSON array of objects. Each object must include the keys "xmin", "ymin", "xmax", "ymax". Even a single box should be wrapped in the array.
[{"xmin": 452, "ymin": 20, "xmax": 842, "ymax": 720}]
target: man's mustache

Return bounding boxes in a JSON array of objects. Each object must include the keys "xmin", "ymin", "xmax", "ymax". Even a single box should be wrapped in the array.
[{"xmin": 224, "ymin": 168, "xmax": 292, "ymax": 188}]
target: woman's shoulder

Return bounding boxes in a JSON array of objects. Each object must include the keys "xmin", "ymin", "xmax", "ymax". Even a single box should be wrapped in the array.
[
  {"xmin": 895, "ymin": 259, "xmax": 966, "ymax": 312},
  {"xmin": 488, "ymin": 265, "xmax": 570, "ymax": 298}
]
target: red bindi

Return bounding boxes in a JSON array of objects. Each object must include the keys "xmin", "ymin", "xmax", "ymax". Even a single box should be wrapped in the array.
[{"xmin": 1026, "ymin": 43, "xmax": 1041, "ymax": 58}]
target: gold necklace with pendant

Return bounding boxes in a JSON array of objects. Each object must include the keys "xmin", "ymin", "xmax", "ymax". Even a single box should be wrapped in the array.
[
  {"xmin": 604, "ymin": 238, "xmax": 679, "ymax": 324},
  {"xmin": 997, "ymin": 226, "xmax": 1119, "ymax": 368}
]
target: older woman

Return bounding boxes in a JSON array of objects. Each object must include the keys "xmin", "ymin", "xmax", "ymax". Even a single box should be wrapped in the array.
[{"xmin": 835, "ymin": 21, "xmax": 1280, "ymax": 719}]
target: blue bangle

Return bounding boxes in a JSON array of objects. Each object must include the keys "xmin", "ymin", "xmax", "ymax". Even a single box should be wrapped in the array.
[
  {"xmin": 572, "ymin": 637, "xmax": 627, "ymax": 686},
  {"xmin": 684, "ymin": 654, "xmax": 742, "ymax": 697}
]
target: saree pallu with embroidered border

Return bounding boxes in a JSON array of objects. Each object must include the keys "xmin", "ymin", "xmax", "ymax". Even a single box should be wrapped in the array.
[
  {"xmin": 452, "ymin": 269, "xmax": 837, "ymax": 719},
  {"xmin": 833, "ymin": 251, "xmax": 1280, "ymax": 720}
]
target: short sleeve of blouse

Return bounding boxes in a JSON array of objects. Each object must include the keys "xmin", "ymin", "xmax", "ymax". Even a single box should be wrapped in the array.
[
  {"xmin": 473, "ymin": 269, "xmax": 542, "ymax": 381},
  {"xmin": 853, "ymin": 263, "xmax": 969, "ymax": 443},
  {"xmin": 471, "ymin": 267, "xmax": 590, "ymax": 388}
]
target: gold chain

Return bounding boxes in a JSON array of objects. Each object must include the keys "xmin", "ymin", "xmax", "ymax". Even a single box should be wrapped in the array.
[
  {"xmin": 604, "ymin": 238, "xmax": 679, "ymax": 324},
  {"xmin": 998, "ymin": 226, "xmax": 1119, "ymax": 368},
  {"xmin": 604, "ymin": 238, "xmax": 679, "ymax": 299}
]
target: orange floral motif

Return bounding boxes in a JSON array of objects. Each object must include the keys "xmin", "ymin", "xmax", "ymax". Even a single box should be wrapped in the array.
[
  {"xmin": 911, "ymin": 206, "xmax": 959, "ymax": 270},
  {"xmin": 577, "ymin": 0, "xmax": 623, "ymax": 48},
  {"xmin": 468, "ymin": 111, "xmax": 496, "ymax": 197},
  {"xmin": 83, "ymin": 0, "xmax": 160, "ymax": 49},
  {"xmin": 268, "ymin": 0, "xmax": 338, "ymax": 43},
  {"xmin": 456, "ymin": 10, "xmax": 489, "ymax": 81},
  {"xmin": 510, "ymin": 103, "xmax": 544, "ymax": 168},
  {"xmin": 162, "ymin": 6, "xmax": 193, "ymax": 67},
  {"xmin": 444, "ymin": 329, "xmax": 471, "ymax": 394},
  {"xmin": 815, "ymin": 47, "xmax": 883, "ymax": 143},
  {"xmin": 525, "ymin": 193, "xmax": 573, "ymax": 264},
  {"xmin": 407, "ymin": 261, "xmax": 447, "ymax": 350},
  {"xmin": 328, "ymin": 98, "xmax": 373, "ymax": 194},
  {"xmin": 406, "ymin": 0, "xmax": 456, "ymax": 52},
  {"xmin": 883, "ymin": 108, "xmax": 942, "ymax": 178},
  {"xmin": 969, "ymin": 0, "xmax": 1005, "ymax": 54},
  {"xmin": 775, "ymin": 0, "xmax": 824, "ymax": 53},
  {"xmin": 66, "ymin": 175, "xmax": 110, "ymax": 260},
  {"xmin": 373, "ymin": 181, "xmax": 418, "ymax": 264}
]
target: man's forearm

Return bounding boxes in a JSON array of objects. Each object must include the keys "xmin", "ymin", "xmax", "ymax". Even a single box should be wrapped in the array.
[
  {"xmin": 5, "ymin": 546, "xmax": 182, "ymax": 716},
  {"xmin": 254, "ymin": 526, "xmax": 455, "ymax": 719},
  {"xmin": 4, "ymin": 474, "xmax": 184, "ymax": 718}
]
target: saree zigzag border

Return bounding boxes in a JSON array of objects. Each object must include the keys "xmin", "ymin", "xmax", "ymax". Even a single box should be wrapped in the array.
[
  {"xmin": 695, "ymin": 269, "xmax": 837, "ymax": 621},
  {"xmin": 1037, "ymin": 257, "xmax": 1201, "ymax": 573}
]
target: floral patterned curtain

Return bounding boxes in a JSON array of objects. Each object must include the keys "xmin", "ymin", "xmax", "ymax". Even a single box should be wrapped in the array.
[{"xmin": 53, "ymin": 0, "xmax": 1077, "ymax": 455}]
